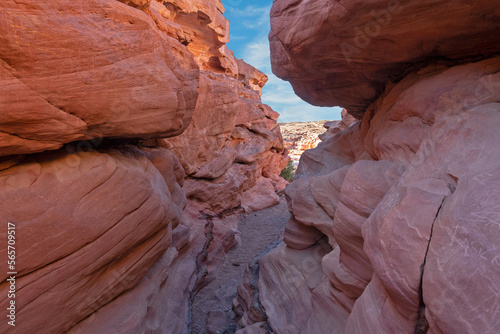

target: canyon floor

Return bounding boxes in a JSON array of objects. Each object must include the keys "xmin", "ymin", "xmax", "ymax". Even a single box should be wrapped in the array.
[{"xmin": 190, "ymin": 195, "xmax": 290, "ymax": 334}]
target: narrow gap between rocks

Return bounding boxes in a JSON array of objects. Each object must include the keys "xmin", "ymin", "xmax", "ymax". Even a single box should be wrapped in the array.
[
  {"xmin": 190, "ymin": 195, "xmax": 290, "ymax": 334},
  {"xmin": 415, "ymin": 194, "xmax": 449, "ymax": 334}
]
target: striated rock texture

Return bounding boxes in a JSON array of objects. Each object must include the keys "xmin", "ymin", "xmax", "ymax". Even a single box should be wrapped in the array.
[
  {"xmin": 148, "ymin": 0, "xmax": 288, "ymax": 214},
  {"xmin": 161, "ymin": 68, "xmax": 287, "ymax": 213},
  {"xmin": 0, "ymin": 0, "xmax": 287, "ymax": 333},
  {"xmin": 0, "ymin": 147, "xmax": 186, "ymax": 334},
  {"xmin": 0, "ymin": 0, "xmax": 199, "ymax": 156},
  {"xmin": 236, "ymin": 1, "xmax": 500, "ymax": 334},
  {"xmin": 270, "ymin": 0, "xmax": 500, "ymax": 117}
]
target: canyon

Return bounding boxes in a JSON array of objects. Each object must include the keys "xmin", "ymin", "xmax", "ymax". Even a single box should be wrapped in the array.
[
  {"xmin": 280, "ymin": 120, "xmax": 329, "ymax": 166},
  {"xmin": 1, "ymin": 0, "xmax": 499, "ymax": 334}
]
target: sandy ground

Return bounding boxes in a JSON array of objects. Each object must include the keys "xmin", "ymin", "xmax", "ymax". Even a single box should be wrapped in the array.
[{"xmin": 190, "ymin": 195, "xmax": 290, "ymax": 334}]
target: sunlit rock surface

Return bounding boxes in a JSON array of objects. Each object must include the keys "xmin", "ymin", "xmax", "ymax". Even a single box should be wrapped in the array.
[
  {"xmin": 0, "ymin": 0, "xmax": 199, "ymax": 156},
  {"xmin": 280, "ymin": 110, "xmax": 356, "ymax": 166}
]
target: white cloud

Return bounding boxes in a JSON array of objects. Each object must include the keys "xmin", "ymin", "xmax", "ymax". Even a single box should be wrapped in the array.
[
  {"xmin": 244, "ymin": 39, "xmax": 271, "ymax": 70},
  {"xmin": 225, "ymin": 3, "xmax": 343, "ymax": 122},
  {"xmin": 226, "ymin": 4, "xmax": 272, "ymax": 30}
]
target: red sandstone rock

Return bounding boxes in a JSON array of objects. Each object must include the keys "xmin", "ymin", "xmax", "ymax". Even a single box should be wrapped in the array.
[
  {"xmin": 241, "ymin": 177, "xmax": 280, "ymax": 213},
  {"xmin": 0, "ymin": 0, "xmax": 200, "ymax": 156},
  {"xmin": 237, "ymin": 47, "xmax": 500, "ymax": 333},
  {"xmin": 319, "ymin": 109, "xmax": 357, "ymax": 141},
  {"xmin": 270, "ymin": 0, "xmax": 500, "ymax": 117},
  {"xmin": 0, "ymin": 1, "xmax": 288, "ymax": 333},
  {"xmin": 0, "ymin": 147, "xmax": 185, "ymax": 334},
  {"xmin": 153, "ymin": 0, "xmax": 287, "ymax": 215},
  {"xmin": 161, "ymin": 61, "xmax": 287, "ymax": 214}
]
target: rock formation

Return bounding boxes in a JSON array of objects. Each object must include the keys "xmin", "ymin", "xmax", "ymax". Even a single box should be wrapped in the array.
[
  {"xmin": 269, "ymin": 0, "xmax": 500, "ymax": 117},
  {"xmin": 280, "ymin": 120, "xmax": 328, "ymax": 166},
  {"xmin": 280, "ymin": 110, "xmax": 356, "ymax": 166},
  {"xmin": 0, "ymin": 1, "xmax": 287, "ymax": 333},
  {"xmin": 236, "ymin": 1, "xmax": 500, "ymax": 334}
]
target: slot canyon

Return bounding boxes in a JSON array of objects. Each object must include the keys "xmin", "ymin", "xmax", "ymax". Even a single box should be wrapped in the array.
[{"xmin": 0, "ymin": 1, "xmax": 499, "ymax": 334}]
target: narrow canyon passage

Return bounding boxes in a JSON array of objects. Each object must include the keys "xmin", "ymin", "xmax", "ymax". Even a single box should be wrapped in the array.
[
  {"xmin": 2, "ymin": 1, "xmax": 499, "ymax": 333},
  {"xmin": 190, "ymin": 196, "xmax": 290, "ymax": 334}
]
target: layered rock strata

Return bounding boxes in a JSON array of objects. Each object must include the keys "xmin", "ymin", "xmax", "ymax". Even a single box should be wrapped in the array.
[
  {"xmin": 236, "ymin": 1, "xmax": 500, "ymax": 333},
  {"xmin": 0, "ymin": 0, "xmax": 287, "ymax": 333},
  {"xmin": 280, "ymin": 120, "xmax": 328, "ymax": 166},
  {"xmin": 280, "ymin": 109, "xmax": 356, "ymax": 166}
]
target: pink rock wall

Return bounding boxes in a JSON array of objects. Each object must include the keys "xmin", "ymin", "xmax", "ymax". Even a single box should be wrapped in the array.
[
  {"xmin": 236, "ymin": 1, "xmax": 500, "ymax": 333},
  {"xmin": 269, "ymin": 0, "xmax": 500, "ymax": 117}
]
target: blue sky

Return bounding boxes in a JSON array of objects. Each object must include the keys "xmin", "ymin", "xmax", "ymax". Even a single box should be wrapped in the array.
[{"xmin": 221, "ymin": 0, "xmax": 343, "ymax": 123}]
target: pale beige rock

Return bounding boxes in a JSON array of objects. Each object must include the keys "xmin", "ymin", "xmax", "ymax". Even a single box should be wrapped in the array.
[{"xmin": 280, "ymin": 120, "xmax": 328, "ymax": 166}]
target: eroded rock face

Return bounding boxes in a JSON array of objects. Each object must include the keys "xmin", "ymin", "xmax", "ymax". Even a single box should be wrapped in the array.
[
  {"xmin": 270, "ymin": 0, "xmax": 500, "ymax": 117},
  {"xmin": 0, "ymin": 0, "xmax": 199, "ymax": 156},
  {"xmin": 142, "ymin": 0, "xmax": 288, "ymax": 215},
  {"xmin": 0, "ymin": 0, "xmax": 287, "ymax": 333},
  {"xmin": 0, "ymin": 147, "xmax": 185, "ymax": 334},
  {"xmin": 280, "ymin": 120, "xmax": 328, "ymax": 166},
  {"xmin": 236, "ymin": 2, "xmax": 500, "ymax": 331},
  {"xmin": 281, "ymin": 110, "xmax": 356, "ymax": 166},
  {"xmin": 161, "ymin": 68, "xmax": 287, "ymax": 214}
]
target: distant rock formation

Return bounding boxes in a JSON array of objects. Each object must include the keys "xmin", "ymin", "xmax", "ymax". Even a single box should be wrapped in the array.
[
  {"xmin": 281, "ymin": 109, "xmax": 356, "ymax": 166},
  {"xmin": 0, "ymin": 1, "xmax": 287, "ymax": 333},
  {"xmin": 236, "ymin": 0, "xmax": 500, "ymax": 333},
  {"xmin": 280, "ymin": 120, "xmax": 327, "ymax": 166}
]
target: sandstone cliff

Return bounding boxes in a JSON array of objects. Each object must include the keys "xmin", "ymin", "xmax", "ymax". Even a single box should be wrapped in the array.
[
  {"xmin": 281, "ymin": 109, "xmax": 356, "ymax": 166},
  {"xmin": 280, "ymin": 120, "xmax": 327, "ymax": 166},
  {"xmin": 0, "ymin": 1, "xmax": 287, "ymax": 333},
  {"xmin": 236, "ymin": 1, "xmax": 500, "ymax": 333}
]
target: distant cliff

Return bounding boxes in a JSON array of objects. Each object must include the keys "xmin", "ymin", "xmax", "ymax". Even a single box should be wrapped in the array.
[{"xmin": 280, "ymin": 109, "xmax": 355, "ymax": 166}]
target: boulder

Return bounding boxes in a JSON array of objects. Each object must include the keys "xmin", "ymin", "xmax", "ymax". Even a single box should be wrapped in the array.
[
  {"xmin": 0, "ymin": 148, "xmax": 185, "ymax": 334},
  {"xmin": 270, "ymin": 0, "xmax": 500, "ymax": 117},
  {"xmin": 0, "ymin": 0, "xmax": 199, "ymax": 156}
]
